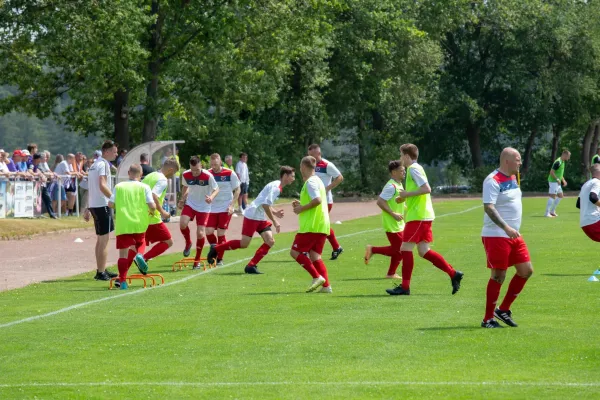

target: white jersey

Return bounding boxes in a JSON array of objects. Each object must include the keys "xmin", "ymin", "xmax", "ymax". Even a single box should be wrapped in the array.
[
  {"xmin": 579, "ymin": 178, "xmax": 600, "ymax": 227},
  {"xmin": 208, "ymin": 167, "xmax": 241, "ymax": 213},
  {"xmin": 182, "ymin": 169, "xmax": 219, "ymax": 213},
  {"xmin": 243, "ymin": 180, "xmax": 281, "ymax": 221},
  {"xmin": 236, "ymin": 161, "xmax": 249, "ymax": 183},
  {"xmin": 315, "ymin": 158, "xmax": 341, "ymax": 204},
  {"xmin": 482, "ymin": 170, "xmax": 522, "ymax": 238},
  {"xmin": 87, "ymin": 157, "xmax": 113, "ymax": 208}
]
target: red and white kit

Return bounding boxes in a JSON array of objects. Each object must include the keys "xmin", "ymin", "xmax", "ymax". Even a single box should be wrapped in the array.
[{"xmin": 181, "ymin": 169, "xmax": 218, "ymax": 226}]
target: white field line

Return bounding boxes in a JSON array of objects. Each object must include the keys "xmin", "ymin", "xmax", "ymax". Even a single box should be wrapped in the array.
[
  {"xmin": 0, "ymin": 381, "xmax": 597, "ymax": 388},
  {"xmin": 0, "ymin": 204, "xmax": 481, "ymax": 330}
]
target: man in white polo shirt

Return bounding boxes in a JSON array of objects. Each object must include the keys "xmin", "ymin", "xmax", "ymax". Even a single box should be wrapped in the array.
[
  {"xmin": 235, "ymin": 152, "xmax": 250, "ymax": 213},
  {"xmin": 577, "ymin": 164, "xmax": 600, "ymax": 242},
  {"xmin": 84, "ymin": 140, "xmax": 119, "ymax": 281}
]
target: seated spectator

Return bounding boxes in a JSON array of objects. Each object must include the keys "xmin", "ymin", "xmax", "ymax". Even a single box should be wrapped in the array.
[{"xmin": 140, "ymin": 153, "xmax": 154, "ymax": 178}]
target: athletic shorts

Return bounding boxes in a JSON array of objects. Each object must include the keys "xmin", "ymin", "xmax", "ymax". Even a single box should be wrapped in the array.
[
  {"xmin": 403, "ymin": 221, "xmax": 433, "ymax": 244},
  {"xmin": 482, "ymin": 236, "xmax": 530, "ymax": 270},
  {"xmin": 181, "ymin": 205, "xmax": 209, "ymax": 226},
  {"xmin": 241, "ymin": 217, "xmax": 272, "ymax": 237},
  {"xmin": 292, "ymin": 233, "xmax": 327, "ymax": 254},
  {"xmin": 207, "ymin": 212, "xmax": 233, "ymax": 230},
  {"xmin": 582, "ymin": 221, "xmax": 600, "ymax": 242},
  {"xmin": 65, "ymin": 184, "xmax": 77, "ymax": 193},
  {"xmin": 145, "ymin": 222, "xmax": 172, "ymax": 245},
  {"xmin": 328, "ymin": 203, "xmax": 333, "ymax": 213},
  {"xmin": 240, "ymin": 182, "xmax": 249, "ymax": 195},
  {"xmin": 549, "ymin": 182, "xmax": 563, "ymax": 195},
  {"xmin": 385, "ymin": 231, "xmax": 404, "ymax": 249},
  {"xmin": 116, "ymin": 233, "xmax": 146, "ymax": 250},
  {"xmin": 89, "ymin": 206, "xmax": 114, "ymax": 236}
]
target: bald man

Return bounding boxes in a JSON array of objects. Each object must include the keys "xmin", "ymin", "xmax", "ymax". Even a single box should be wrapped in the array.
[
  {"xmin": 481, "ymin": 148, "xmax": 533, "ymax": 328},
  {"xmin": 577, "ymin": 164, "xmax": 600, "ymax": 242}
]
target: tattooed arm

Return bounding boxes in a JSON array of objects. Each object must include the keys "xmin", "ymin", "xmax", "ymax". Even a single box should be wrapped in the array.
[{"xmin": 484, "ymin": 203, "xmax": 520, "ymax": 239}]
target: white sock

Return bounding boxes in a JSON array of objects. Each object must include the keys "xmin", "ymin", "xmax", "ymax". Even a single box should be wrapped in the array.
[
  {"xmin": 545, "ymin": 198, "xmax": 554, "ymax": 214},
  {"xmin": 551, "ymin": 198, "xmax": 561, "ymax": 213}
]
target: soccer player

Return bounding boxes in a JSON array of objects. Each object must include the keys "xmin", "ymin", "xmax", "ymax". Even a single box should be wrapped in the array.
[
  {"xmin": 577, "ymin": 164, "xmax": 600, "ymax": 242},
  {"xmin": 592, "ymin": 148, "xmax": 600, "ymax": 165},
  {"xmin": 236, "ymin": 152, "xmax": 250, "ymax": 213},
  {"xmin": 108, "ymin": 164, "xmax": 156, "ymax": 290},
  {"xmin": 480, "ymin": 148, "xmax": 533, "ymax": 328},
  {"xmin": 307, "ymin": 144, "xmax": 344, "ymax": 260},
  {"xmin": 207, "ymin": 166, "xmax": 295, "ymax": 273},
  {"xmin": 179, "ymin": 156, "xmax": 219, "ymax": 269},
  {"xmin": 386, "ymin": 143, "xmax": 463, "ymax": 296},
  {"xmin": 364, "ymin": 161, "xmax": 406, "ymax": 279},
  {"xmin": 140, "ymin": 158, "xmax": 180, "ymax": 265},
  {"xmin": 290, "ymin": 156, "xmax": 331, "ymax": 293},
  {"xmin": 206, "ymin": 153, "xmax": 241, "ymax": 266},
  {"xmin": 545, "ymin": 149, "xmax": 571, "ymax": 218}
]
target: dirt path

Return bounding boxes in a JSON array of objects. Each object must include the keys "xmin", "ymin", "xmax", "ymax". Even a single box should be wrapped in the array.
[{"xmin": 0, "ymin": 202, "xmax": 380, "ymax": 291}]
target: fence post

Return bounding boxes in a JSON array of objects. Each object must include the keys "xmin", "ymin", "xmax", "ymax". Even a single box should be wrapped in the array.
[
  {"xmin": 57, "ymin": 176, "xmax": 61, "ymax": 218},
  {"xmin": 75, "ymin": 176, "xmax": 80, "ymax": 217}
]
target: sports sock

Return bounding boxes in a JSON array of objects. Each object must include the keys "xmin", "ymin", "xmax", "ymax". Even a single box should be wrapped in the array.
[
  {"xmin": 551, "ymin": 197, "xmax": 562, "ymax": 213},
  {"xmin": 499, "ymin": 274, "xmax": 528, "ymax": 311},
  {"xmin": 545, "ymin": 198, "xmax": 553, "ymax": 215},
  {"xmin": 144, "ymin": 242, "xmax": 169, "ymax": 261},
  {"xmin": 313, "ymin": 259, "xmax": 329, "ymax": 287},
  {"xmin": 401, "ymin": 251, "xmax": 414, "ymax": 290},
  {"xmin": 217, "ymin": 235, "xmax": 227, "ymax": 259},
  {"xmin": 423, "ymin": 250, "xmax": 456, "ymax": 278},
  {"xmin": 249, "ymin": 243, "xmax": 271, "ymax": 266},
  {"xmin": 207, "ymin": 232, "xmax": 217, "ymax": 246},
  {"xmin": 117, "ymin": 258, "xmax": 129, "ymax": 282},
  {"xmin": 372, "ymin": 246, "xmax": 395, "ymax": 257},
  {"xmin": 181, "ymin": 226, "xmax": 192, "ymax": 246},
  {"xmin": 215, "ymin": 239, "xmax": 241, "ymax": 254},
  {"xmin": 485, "ymin": 278, "xmax": 502, "ymax": 321},
  {"xmin": 194, "ymin": 237, "xmax": 206, "ymax": 262},
  {"xmin": 387, "ymin": 252, "xmax": 402, "ymax": 276},
  {"xmin": 295, "ymin": 253, "xmax": 319, "ymax": 278},
  {"xmin": 328, "ymin": 228, "xmax": 341, "ymax": 251}
]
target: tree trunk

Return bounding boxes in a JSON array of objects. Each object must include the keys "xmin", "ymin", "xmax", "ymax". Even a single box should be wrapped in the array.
[
  {"xmin": 466, "ymin": 122, "xmax": 483, "ymax": 168},
  {"xmin": 142, "ymin": 0, "xmax": 162, "ymax": 143},
  {"xmin": 589, "ymin": 123, "xmax": 600, "ymax": 164},
  {"xmin": 550, "ymin": 124, "xmax": 561, "ymax": 161},
  {"xmin": 581, "ymin": 122, "xmax": 596, "ymax": 176},
  {"xmin": 357, "ymin": 118, "xmax": 369, "ymax": 190},
  {"xmin": 113, "ymin": 89, "xmax": 129, "ymax": 150},
  {"xmin": 522, "ymin": 127, "xmax": 537, "ymax": 174}
]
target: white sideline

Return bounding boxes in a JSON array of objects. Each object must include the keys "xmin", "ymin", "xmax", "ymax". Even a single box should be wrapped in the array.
[
  {"xmin": 0, "ymin": 380, "xmax": 597, "ymax": 388},
  {"xmin": 0, "ymin": 204, "xmax": 481, "ymax": 330}
]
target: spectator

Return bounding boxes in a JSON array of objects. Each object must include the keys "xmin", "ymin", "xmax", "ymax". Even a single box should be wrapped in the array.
[
  {"xmin": 236, "ymin": 152, "xmax": 250, "ymax": 213},
  {"xmin": 140, "ymin": 153, "xmax": 154, "ymax": 178},
  {"xmin": 73, "ymin": 152, "xmax": 84, "ymax": 174},
  {"xmin": 0, "ymin": 150, "xmax": 12, "ymax": 177},
  {"xmin": 94, "ymin": 150, "xmax": 102, "ymax": 160},
  {"xmin": 81, "ymin": 155, "xmax": 89, "ymax": 173},
  {"xmin": 116, "ymin": 149, "xmax": 127, "ymax": 166},
  {"xmin": 42, "ymin": 151, "xmax": 52, "ymax": 171},
  {"xmin": 224, "ymin": 155, "xmax": 234, "ymax": 170},
  {"xmin": 13, "ymin": 150, "xmax": 28, "ymax": 172},
  {"xmin": 30, "ymin": 153, "xmax": 57, "ymax": 219},
  {"xmin": 64, "ymin": 154, "xmax": 81, "ymax": 215},
  {"xmin": 161, "ymin": 147, "xmax": 173, "ymax": 166},
  {"xmin": 27, "ymin": 143, "xmax": 37, "ymax": 163},
  {"xmin": 51, "ymin": 154, "xmax": 68, "ymax": 214}
]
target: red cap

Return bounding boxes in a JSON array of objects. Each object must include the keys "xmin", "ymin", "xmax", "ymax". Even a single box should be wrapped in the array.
[{"xmin": 13, "ymin": 150, "xmax": 23, "ymax": 157}]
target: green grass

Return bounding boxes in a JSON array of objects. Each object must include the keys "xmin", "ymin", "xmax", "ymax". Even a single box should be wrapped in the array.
[
  {"xmin": 0, "ymin": 198, "xmax": 598, "ymax": 399},
  {"xmin": 0, "ymin": 216, "xmax": 90, "ymax": 239}
]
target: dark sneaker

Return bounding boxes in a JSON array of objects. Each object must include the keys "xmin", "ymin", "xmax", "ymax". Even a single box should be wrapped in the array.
[
  {"xmin": 494, "ymin": 308, "xmax": 518, "ymax": 327},
  {"xmin": 330, "ymin": 247, "xmax": 344, "ymax": 260},
  {"xmin": 244, "ymin": 265, "xmax": 263, "ymax": 274},
  {"xmin": 94, "ymin": 271, "xmax": 111, "ymax": 281},
  {"xmin": 206, "ymin": 244, "xmax": 218, "ymax": 265},
  {"xmin": 216, "ymin": 259, "xmax": 224, "ymax": 267},
  {"xmin": 386, "ymin": 284, "xmax": 410, "ymax": 296},
  {"xmin": 481, "ymin": 319, "xmax": 503, "ymax": 328},
  {"xmin": 451, "ymin": 270, "xmax": 464, "ymax": 295},
  {"xmin": 105, "ymin": 270, "xmax": 118, "ymax": 279},
  {"xmin": 183, "ymin": 242, "xmax": 192, "ymax": 257}
]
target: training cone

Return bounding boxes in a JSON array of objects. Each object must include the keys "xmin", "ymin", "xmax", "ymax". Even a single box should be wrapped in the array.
[
  {"xmin": 593, "ymin": 269, "xmax": 600, "ymax": 275},
  {"xmin": 74, "ymin": 238, "xmax": 83, "ymax": 243},
  {"xmin": 587, "ymin": 276, "xmax": 599, "ymax": 282}
]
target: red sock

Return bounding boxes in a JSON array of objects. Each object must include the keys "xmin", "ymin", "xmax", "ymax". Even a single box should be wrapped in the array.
[
  {"xmin": 117, "ymin": 258, "xmax": 130, "ymax": 282},
  {"xmin": 137, "ymin": 241, "xmax": 146, "ymax": 255},
  {"xmin": 372, "ymin": 246, "xmax": 395, "ymax": 257},
  {"xmin": 423, "ymin": 250, "xmax": 456, "ymax": 278},
  {"xmin": 216, "ymin": 239, "xmax": 240, "ymax": 254},
  {"xmin": 313, "ymin": 259, "xmax": 329, "ymax": 287},
  {"xmin": 401, "ymin": 251, "xmax": 414, "ymax": 290},
  {"xmin": 295, "ymin": 253, "xmax": 319, "ymax": 278},
  {"xmin": 499, "ymin": 275, "xmax": 528, "ymax": 311},
  {"xmin": 144, "ymin": 242, "xmax": 169, "ymax": 261},
  {"xmin": 249, "ymin": 243, "xmax": 271, "ymax": 266},
  {"xmin": 217, "ymin": 235, "xmax": 227, "ymax": 259},
  {"xmin": 328, "ymin": 228, "xmax": 340, "ymax": 250},
  {"xmin": 207, "ymin": 233, "xmax": 217, "ymax": 246},
  {"xmin": 194, "ymin": 237, "xmax": 206, "ymax": 262},
  {"xmin": 181, "ymin": 227, "xmax": 191, "ymax": 246},
  {"xmin": 128, "ymin": 249, "xmax": 137, "ymax": 263},
  {"xmin": 387, "ymin": 252, "xmax": 402, "ymax": 276},
  {"xmin": 485, "ymin": 279, "xmax": 503, "ymax": 321}
]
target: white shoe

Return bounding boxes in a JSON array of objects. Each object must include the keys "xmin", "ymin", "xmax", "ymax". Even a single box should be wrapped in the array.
[
  {"xmin": 318, "ymin": 286, "xmax": 332, "ymax": 293},
  {"xmin": 306, "ymin": 276, "xmax": 326, "ymax": 292},
  {"xmin": 550, "ymin": 211, "xmax": 558, "ymax": 217},
  {"xmin": 544, "ymin": 213, "xmax": 555, "ymax": 218}
]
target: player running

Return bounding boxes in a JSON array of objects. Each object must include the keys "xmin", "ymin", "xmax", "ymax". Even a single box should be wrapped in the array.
[
  {"xmin": 545, "ymin": 149, "xmax": 571, "ymax": 218},
  {"xmin": 577, "ymin": 164, "xmax": 600, "ymax": 242}
]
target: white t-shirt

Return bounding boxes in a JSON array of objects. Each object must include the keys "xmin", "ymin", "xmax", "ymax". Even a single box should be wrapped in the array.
[
  {"xmin": 54, "ymin": 160, "xmax": 71, "ymax": 176},
  {"xmin": 235, "ymin": 161, "xmax": 249, "ymax": 184},
  {"xmin": 209, "ymin": 168, "xmax": 241, "ymax": 213},
  {"xmin": 151, "ymin": 172, "xmax": 169, "ymax": 198},
  {"xmin": 182, "ymin": 169, "xmax": 219, "ymax": 213},
  {"xmin": 0, "ymin": 162, "xmax": 8, "ymax": 173},
  {"xmin": 379, "ymin": 182, "xmax": 397, "ymax": 201},
  {"xmin": 482, "ymin": 170, "xmax": 522, "ymax": 238},
  {"xmin": 243, "ymin": 180, "xmax": 281, "ymax": 221},
  {"xmin": 579, "ymin": 178, "xmax": 600, "ymax": 227},
  {"xmin": 315, "ymin": 158, "xmax": 341, "ymax": 204},
  {"xmin": 305, "ymin": 175, "xmax": 322, "ymax": 200},
  {"xmin": 109, "ymin": 181, "xmax": 154, "ymax": 205},
  {"xmin": 409, "ymin": 164, "xmax": 428, "ymax": 187},
  {"xmin": 87, "ymin": 157, "xmax": 113, "ymax": 208}
]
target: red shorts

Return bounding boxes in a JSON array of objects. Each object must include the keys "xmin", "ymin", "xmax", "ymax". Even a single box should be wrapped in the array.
[
  {"xmin": 385, "ymin": 231, "xmax": 403, "ymax": 248},
  {"xmin": 292, "ymin": 233, "xmax": 327, "ymax": 254},
  {"xmin": 116, "ymin": 233, "xmax": 146, "ymax": 250},
  {"xmin": 403, "ymin": 221, "xmax": 433, "ymax": 243},
  {"xmin": 207, "ymin": 212, "xmax": 233, "ymax": 230},
  {"xmin": 482, "ymin": 236, "xmax": 531, "ymax": 270},
  {"xmin": 328, "ymin": 203, "xmax": 333, "ymax": 213},
  {"xmin": 241, "ymin": 218, "xmax": 272, "ymax": 237},
  {"xmin": 145, "ymin": 222, "xmax": 172, "ymax": 245},
  {"xmin": 181, "ymin": 205, "xmax": 209, "ymax": 226},
  {"xmin": 582, "ymin": 221, "xmax": 600, "ymax": 242}
]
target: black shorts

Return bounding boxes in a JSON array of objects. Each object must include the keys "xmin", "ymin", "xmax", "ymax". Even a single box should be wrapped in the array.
[
  {"xmin": 65, "ymin": 185, "xmax": 77, "ymax": 193},
  {"xmin": 90, "ymin": 206, "xmax": 114, "ymax": 236},
  {"xmin": 240, "ymin": 182, "xmax": 249, "ymax": 195}
]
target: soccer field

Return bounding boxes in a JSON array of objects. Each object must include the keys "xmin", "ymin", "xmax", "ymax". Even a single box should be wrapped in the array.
[{"xmin": 0, "ymin": 198, "xmax": 598, "ymax": 399}]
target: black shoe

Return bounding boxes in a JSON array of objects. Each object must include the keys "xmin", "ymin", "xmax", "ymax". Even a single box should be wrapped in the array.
[
  {"xmin": 330, "ymin": 247, "xmax": 344, "ymax": 260},
  {"xmin": 50, "ymin": 213, "xmax": 58, "ymax": 219},
  {"xmin": 494, "ymin": 308, "xmax": 518, "ymax": 327},
  {"xmin": 183, "ymin": 242, "xmax": 192, "ymax": 257},
  {"xmin": 94, "ymin": 271, "xmax": 111, "ymax": 281},
  {"xmin": 386, "ymin": 284, "xmax": 410, "ymax": 296},
  {"xmin": 481, "ymin": 319, "xmax": 503, "ymax": 328},
  {"xmin": 105, "ymin": 270, "xmax": 118, "ymax": 279},
  {"xmin": 244, "ymin": 265, "xmax": 263, "ymax": 274},
  {"xmin": 206, "ymin": 244, "xmax": 218, "ymax": 265},
  {"xmin": 451, "ymin": 271, "xmax": 463, "ymax": 295},
  {"xmin": 114, "ymin": 280, "xmax": 121, "ymax": 288}
]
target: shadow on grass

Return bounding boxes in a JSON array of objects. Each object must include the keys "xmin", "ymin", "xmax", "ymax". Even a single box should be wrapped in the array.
[
  {"xmin": 216, "ymin": 272, "xmax": 246, "ymax": 276},
  {"xmin": 340, "ymin": 278, "xmax": 389, "ymax": 282},
  {"xmin": 417, "ymin": 326, "xmax": 481, "ymax": 331},
  {"xmin": 541, "ymin": 273, "xmax": 591, "ymax": 277}
]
